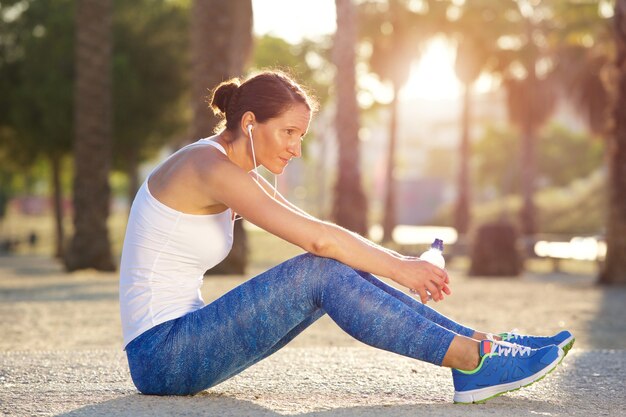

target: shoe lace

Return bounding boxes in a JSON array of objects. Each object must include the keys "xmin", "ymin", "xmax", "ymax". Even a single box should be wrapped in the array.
[
  {"xmin": 505, "ymin": 328, "xmax": 525, "ymax": 342},
  {"xmin": 491, "ymin": 339, "xmax": 531, "ymax": 357},
  {"xmin": 487, "ymin": 328, "xmax": 525, "ymax": 343}
]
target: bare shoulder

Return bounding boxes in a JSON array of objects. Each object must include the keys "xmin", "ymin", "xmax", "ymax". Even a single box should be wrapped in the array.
[
  {"xmin": 190, "ymin": 144, "xmax": 231, "ymax": 176},
  {"xmin": 193, "ymin": 145, "xmax": 243, "ymax": 187},
  {"xmin": 149, "ymin": 144, "xmax": 233, "ymax": 214}
]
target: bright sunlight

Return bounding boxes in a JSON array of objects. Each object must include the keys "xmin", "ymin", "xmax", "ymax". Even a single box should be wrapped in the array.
[
  {"xmin": 400, "ymin": 36, "xmax": 495, "ymax": 101},
  {"xmin": 252, "ymin": 0, "xmax": 336, "ymax": 44},
  {"xmin": 400, "ymin": 37, "xmax": 462, "ymax": 101}
]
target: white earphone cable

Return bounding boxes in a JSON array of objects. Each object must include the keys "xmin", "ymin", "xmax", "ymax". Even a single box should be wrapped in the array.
[
  {"xmin": 249, "ymin": 125, "xmax": 277, "ymax": 198},
  {"xmin": 233, "ymin": 126, "xmax": 277, "ymax": 222},
  {"xmin": 248, "ymin": 125, "xmax": 260, "ymax": 183}
]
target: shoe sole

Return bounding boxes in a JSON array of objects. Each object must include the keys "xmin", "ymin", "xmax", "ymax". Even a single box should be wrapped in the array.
[
  {"xmin": 453, "ymin": 349, "xmax": 564, "ymax": 404},
  {"xmin": 559, "ymin": 336, "xmax": 575, "ymax": 356}
]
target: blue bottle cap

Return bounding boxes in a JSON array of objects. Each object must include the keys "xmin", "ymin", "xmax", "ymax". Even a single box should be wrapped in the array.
[{"xmin": 431, "ymin": 238, "xmax": 444, "ymax": 252}]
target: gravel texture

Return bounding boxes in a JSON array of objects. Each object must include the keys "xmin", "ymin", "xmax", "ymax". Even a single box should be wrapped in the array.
[{"xmin": 1, "ymin": 254, "xmax": 625, "ymax": 416}]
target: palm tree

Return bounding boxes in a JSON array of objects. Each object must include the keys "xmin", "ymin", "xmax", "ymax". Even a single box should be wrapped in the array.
[
  {"xmin": 449, "ymin": 0, "xmax": 512, "ymax": 236},
  {"xmin": 366, "ymin": 3, "xmax": 416, "ymax": 242},
  {"xmin": 599, "ymin": 0, "xmax": 626, "ymax": 285},
  {"xmin": 452, "ymin": 1, "xmax": 561, "ymax": 238},
  {"xmin": 64, "ymin": 0, "xmax": 115, "ymax": 271},
  {"xmin": 548, "ymin": 0, "xmax": 621, "ymax": 284},
  {"xmin": 505, "ymin": 73, "xmax": 558, "ymax": 237},
  {"xmin": 332, "ymin": 0, "xmax": 368, "ymax": 235},
  {"xmin": 359, "ymin": 0, "xmax": 446, "ymax": 242},
  {"xmin": 369, "ymin": 14, "xmax": 413, "ymax": 243},
  {"xmin": 191, "ymin": 0, "xmax": 253, "ymax": 274},
  {"xmin": 507, "ymin": 1, "xmax": 551, "ymax": 237},
  {"xmin": 484, "ymin": 0, "xmax": 558, "ymax": 237},
  {"xmin": 452, "ymin": 36, "xmax": 488, "ymax": 236},
  {"xmin": 190, "ymin": 0, "xmax": 253, "ymax": 142}
]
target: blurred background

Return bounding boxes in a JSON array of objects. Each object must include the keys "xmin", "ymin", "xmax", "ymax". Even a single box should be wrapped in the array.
[{"xmin": 1, "ymin": 0, "xmax": 625, "ymax": 284}]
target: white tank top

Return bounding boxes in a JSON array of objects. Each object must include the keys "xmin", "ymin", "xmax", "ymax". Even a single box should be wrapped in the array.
[{"xmin": 119, "ymin": 139, "xmax": 234, "ymax": 348}]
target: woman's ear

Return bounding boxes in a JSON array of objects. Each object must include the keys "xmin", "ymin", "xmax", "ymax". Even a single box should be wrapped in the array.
[{"xmin": 240, "ymin": 111, "xmax": 256, "ymax": 136}]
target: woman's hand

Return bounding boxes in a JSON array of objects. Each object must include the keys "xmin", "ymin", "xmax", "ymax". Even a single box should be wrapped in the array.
[{"xmin": 394, "ymin": 258, "xmax": 451, "ymax": 304}]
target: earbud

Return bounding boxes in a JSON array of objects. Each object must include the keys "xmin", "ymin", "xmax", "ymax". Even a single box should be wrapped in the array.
[{"xmin": 247, "ymin": 124, "xmax": 253, "ymax": 137}]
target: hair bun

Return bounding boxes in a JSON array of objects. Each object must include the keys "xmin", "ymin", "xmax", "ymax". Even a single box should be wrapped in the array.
[{"xmin": 210, "ymin": 80, "xmax": 241, "ymax": 115}]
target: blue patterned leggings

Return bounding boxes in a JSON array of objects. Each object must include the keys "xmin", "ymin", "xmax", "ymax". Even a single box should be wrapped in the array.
[{"xmin": 125, "ymin": 253, "xmax": 475, "ymax": 395}]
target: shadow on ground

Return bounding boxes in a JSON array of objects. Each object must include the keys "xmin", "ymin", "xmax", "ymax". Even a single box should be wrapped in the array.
[
  {"xmin": 588, "ymin": 284, "xmax": 626, "ymax": 349},
  {"xmin": 0, "ymin": 253, "xmax": 66, "ymax": 277},
  {"xmin": 57, "ymin": 393, "xmax": 571, "ymax": 417},
  {"xmin": 0, "ymin": 281, "xmax": 118, "ymax": 302}
]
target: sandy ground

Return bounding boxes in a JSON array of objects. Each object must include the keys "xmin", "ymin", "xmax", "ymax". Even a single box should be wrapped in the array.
[{"xmin": 1, "ymin": 253, "xmax": 625, "ymax": 416}]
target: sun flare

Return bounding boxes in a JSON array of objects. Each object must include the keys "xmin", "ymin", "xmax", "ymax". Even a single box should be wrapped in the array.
[{"xmin": 400, "ymin": 37, "xmax": 462, "ymax": 101}]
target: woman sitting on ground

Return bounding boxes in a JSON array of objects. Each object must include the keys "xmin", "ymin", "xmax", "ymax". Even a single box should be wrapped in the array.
[{"xmin": 119, "ymin": 70, "xmax": 574, "ymax": 404}]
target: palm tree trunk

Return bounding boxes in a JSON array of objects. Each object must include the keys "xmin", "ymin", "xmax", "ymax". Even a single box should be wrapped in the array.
[
  {"xmin": 64, "ymin": 0, "xmax": 115, "ymax": 272},
  {"xmin": 191, "ymin": 0, "xmax": 252, "ymax": 275},
  {"xmin": 190, "ymin": 0, "xmax": 228, "ymax": 142},
  {"xmin": 382, "ymin": 84, "xmax": 399, "ymax": 243},
  {"xmin": 50, "ymin": 154, "xmax": 65, "ymax": 259},
  {"xmin": 454, "ymin": 82, "xmax": 472, "ymax": 235},
  {"xmin": 520, "ymin": 68, "xmax": 538, "ymax": 237},
  {"xmin": 332, "ymin": 0, "xmax": 368, "ymax": 236},
  {"xmin": 126, "ymin": 145, "xmax": 139, "ymax": 209},
  {"xmin": 599, "ymin": 0, "xmax": 626, "ymax": 285},
  {"xmin": 190, "ymin": 0, "xmax": 253, "ymax": 142}
]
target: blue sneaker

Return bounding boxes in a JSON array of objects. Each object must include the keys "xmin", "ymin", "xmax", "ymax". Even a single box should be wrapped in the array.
[
  {"xmin": 497, "ymin": 329, "xmax": 575, "ymax": 355},
  {"xmin": 452, "ymin": 340, "xmax": 563, "ymax": 404}
]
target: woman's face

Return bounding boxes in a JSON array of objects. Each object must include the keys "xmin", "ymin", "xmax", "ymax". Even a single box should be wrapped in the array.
[{"xmin": 254, "ymin": 103, "xmax": 311, "ymax": 175}]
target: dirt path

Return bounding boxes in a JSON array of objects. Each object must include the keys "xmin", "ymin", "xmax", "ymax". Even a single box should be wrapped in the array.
[{"xmin": 1, "ymin": 254, "xmax": 624, "ymax": 416}]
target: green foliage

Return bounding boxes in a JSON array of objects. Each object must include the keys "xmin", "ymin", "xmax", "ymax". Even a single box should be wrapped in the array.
[
  {"xmin": 252, "ymin": 34, "xmax": 332, "ymax": 106},
  {"xmin": 0, "ymin": 0, "xmax": 74, "ymax": 161},
  {"xmin": 112, "ymin": 0, "xmax": 189, "ymax": 169},
  {"xmin": 251, "ymin": 34, "xmax": 333, "ymax": 162},
  {"xmin": 0, "ymin": 0, "xmax": 191, "ymax": 197},
  {"xmin": 538, "ymin": 124, "xmax": 604, "ymax": 187},
  {"xmin": 473, "ymin": 123, "xmax": 604, "ymax": 196},
  {"xmin": 0, "ymin": 0, "xmax": 75, "ymax": 217},
  {"xmin": 472, "ymin": 125, "xmax": 520, "ymax": 196},
  {"xmin": 434, "ymin": 168, "xmax": 606, "ymax": 235}
]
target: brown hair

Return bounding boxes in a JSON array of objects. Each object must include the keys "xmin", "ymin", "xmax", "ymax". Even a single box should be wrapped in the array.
[{"xmin": 210, "ymin": 70, "xmax": 318, "ymax": 134}]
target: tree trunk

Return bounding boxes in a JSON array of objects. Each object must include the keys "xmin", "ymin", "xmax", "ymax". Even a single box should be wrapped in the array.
[
  {"xmin": 599, "ymin": 0, "xmax": 626, "ymax": 285},
  {"xmin": 469, "ymin": 221, "xmax": 523, "ymax": 277},
  {"xmin": 50, "ymin": 154, "xmax": 65, "ymax": 259},
  {"xmin": 332, "ymin": 0, "xmax": 368, "ymax": 236},
  {"xmin": 64, "ymin": 0, "xmax": 115, "ymax": 272},
  {"xmin": 382, "ymin": 84, "xmax": 399, "ymax": 243},
  {"xmin": 455, "ymin": 82, "xmax": 472, "ymax": 236},
  {"xmin": 126, "ymin": 144, "xmax": 140, "ymax": 210},
  {"xmin": 190, "ymin": 0, "xmax": 229, "ymax": 142},
  {"xmin": 192, "ymin": 0, "xmax": 252, "ymax": 275},
  {"xmin": 190, "ymin": 0, "xmax": 253, "ymax": 142},
  {"xmin": 520, "ymin": 64, "xmax": 537, "ymax": 237}
]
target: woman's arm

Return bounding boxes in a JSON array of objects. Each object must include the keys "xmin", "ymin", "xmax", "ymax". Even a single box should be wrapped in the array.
[
  {"xmin": 204, "ymin": 160, "xmax": 449, "ymax": 303},
  {"xmin": 253, "ymin": 173, "xmax": 408, "ymax": 260}
]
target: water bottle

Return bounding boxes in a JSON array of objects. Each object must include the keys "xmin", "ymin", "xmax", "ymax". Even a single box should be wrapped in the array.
[
  {"xmin": 410, "ymin": 238, "xmax": 445, "ymax": 300},
  {"xmin": 420, "ymin": 238, "xmax": 445, "ymax": 269}
]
